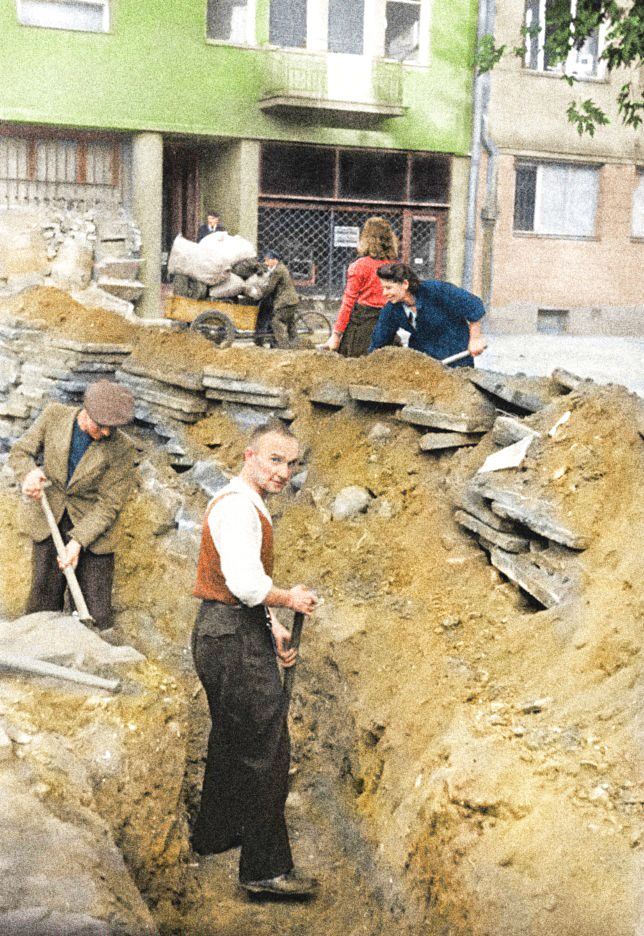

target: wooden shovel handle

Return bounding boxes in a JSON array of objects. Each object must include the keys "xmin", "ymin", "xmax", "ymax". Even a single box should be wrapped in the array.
[
  {"xmin": 282, "ymin": 611, "xmax": 304, "ymax": 707},
  {"xmin": 39, "ymin": 488, "xmax": 93, "ymax": 624}
]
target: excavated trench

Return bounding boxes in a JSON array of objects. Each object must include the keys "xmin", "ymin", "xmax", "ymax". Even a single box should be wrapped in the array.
[{"xmin": 0, "ymin": 288, "xmax": 641, "ymax": 936}]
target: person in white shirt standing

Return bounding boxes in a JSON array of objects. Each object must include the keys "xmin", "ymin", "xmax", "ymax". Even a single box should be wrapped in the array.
[{"xmin": 191, "ymin": 422, "xmax": 318, "ymax": 898}]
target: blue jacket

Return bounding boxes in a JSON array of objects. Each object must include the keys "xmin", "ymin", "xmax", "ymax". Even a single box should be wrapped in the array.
[{"xmin": 368, "ymin": 280, "xmax": 485, "ymax": 367}]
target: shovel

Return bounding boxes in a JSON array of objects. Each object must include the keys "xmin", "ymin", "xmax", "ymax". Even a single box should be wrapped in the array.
[
  {"xmin": 282, "ymin": 611, "xmax": 304, "ymax": 710},
  {"xmin": 39, "ymin": 485, "xmax": 94, "ymax": 625},
  {"xmin": 441, "ymin": 348, "xmax": 485, "ymax": 366}
]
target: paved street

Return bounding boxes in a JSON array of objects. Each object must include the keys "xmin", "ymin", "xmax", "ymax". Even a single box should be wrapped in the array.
[{"xmin": 481, "ymin": 334, "xmax": 644, "ymax": 397}]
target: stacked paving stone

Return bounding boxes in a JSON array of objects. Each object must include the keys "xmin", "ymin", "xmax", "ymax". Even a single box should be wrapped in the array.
[
  {"xmin": 203, "ymin": 367, "xmax": 291, "ymax": 413},
  {"xmin": 115, "ymin": 361, "xmax": 208, "ymax": 432},
  {"xmin": 310, "ymin": 379, "xmax": 497, "ymax": 451},
  {"xmin": 455, "ymin": 408, "xmax": 586, "ymax": 609},
  {"xmin": 0, "ymin": 323, "xmax": 133, "ymax": 443}
]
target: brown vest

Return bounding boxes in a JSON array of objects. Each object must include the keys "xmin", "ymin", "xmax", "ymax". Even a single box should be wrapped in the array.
[{"xmin": 193, "ymin": 490, "xmax": 274, "ymax": 603}]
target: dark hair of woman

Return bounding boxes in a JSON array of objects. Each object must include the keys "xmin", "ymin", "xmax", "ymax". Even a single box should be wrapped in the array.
[{"xmin": 376, "ymin": 262, "xmax": 421, "ymax": 295}]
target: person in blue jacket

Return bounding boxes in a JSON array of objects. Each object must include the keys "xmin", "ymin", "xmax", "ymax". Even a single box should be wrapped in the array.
[{"xmin": 368, "ymin": 263, "xmax": 487, "ymax": 367}]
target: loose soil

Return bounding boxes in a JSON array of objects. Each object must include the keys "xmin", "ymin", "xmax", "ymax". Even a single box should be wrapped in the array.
[{"xmin": 0, "ymin": 287, "xmax": 641, "ymax": 935}]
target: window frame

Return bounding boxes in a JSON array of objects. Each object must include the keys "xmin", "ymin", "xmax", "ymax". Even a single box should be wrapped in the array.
[
  {"xmin": 524, "ymin": 0, "xmax": 606, "ymax": 81},
  {"xmin": 205, "ymin": 0, "xmax": 257, "ymax": 46},
  {"xmin": 513, "ymin": 159, "xmax": 601, "ymax": 240},
  {"xmin": 16, "ymin": 0, "xmax": 110, "ymax": 33},
  {"xmin": 264, "ymin": 0, "xmax": 431, "ymax": 66},
  {"xmin": 631, "ymin": 168, "xmax": 644, "ymax": 240}
]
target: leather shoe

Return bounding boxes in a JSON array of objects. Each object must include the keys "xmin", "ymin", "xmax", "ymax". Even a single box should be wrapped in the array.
[{"xmin": 241, "ymin": 870, "xmax": 318, "ymax": 898}]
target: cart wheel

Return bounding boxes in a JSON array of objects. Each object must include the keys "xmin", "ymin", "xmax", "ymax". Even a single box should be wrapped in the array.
[
  {"xmin": 295, "ymin": 311, "xmax": 332, "ymax": 347},
  {"xmin": 190, "ymin": 310, "xmax": 235, "ymax": 348}
]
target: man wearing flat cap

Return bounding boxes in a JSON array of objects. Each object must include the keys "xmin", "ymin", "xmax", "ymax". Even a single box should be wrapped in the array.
[{"xmin": 9, "ymin": 380, "xmax": 137, "ymax": 631}]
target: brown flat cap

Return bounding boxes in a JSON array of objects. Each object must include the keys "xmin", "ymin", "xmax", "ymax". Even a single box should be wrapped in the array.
[{"xmin": 84, "ymin": 380, "xmax": 134, "ymax": 427}]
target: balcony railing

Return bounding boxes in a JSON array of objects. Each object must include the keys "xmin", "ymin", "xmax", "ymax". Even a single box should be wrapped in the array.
[{"xmin": 259, "ymin": 52, "xmax": 406, "ymax": 121}]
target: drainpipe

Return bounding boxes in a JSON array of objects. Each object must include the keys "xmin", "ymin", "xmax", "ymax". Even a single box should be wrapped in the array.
[{"xmin": 462, "ymin": 0, "xmax": 498, "ymax": 309}]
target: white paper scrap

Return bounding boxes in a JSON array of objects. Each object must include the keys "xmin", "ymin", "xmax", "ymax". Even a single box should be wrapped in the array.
[
  {"xmin": 477, "ymin": 434, "xmax": 535, "ymax": 474},
  {"xmin": 548, "ymin": 410, "xmax": 572, "ymax": 437}
]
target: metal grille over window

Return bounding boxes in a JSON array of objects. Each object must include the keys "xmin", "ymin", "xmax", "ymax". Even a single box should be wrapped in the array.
[{"xmin": 258, "ymin": 205, "xmax": 404, "ymax": 299}]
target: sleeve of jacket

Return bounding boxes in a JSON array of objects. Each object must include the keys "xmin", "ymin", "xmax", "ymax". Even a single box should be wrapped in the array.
[
  {"xmin": 69, "ymin": 436, "xmax": 137, "ymax": 549},
  {"xmin": 334, "ymin": 262, "xmax": 364, "ymax": 334},
  {"xmin": 8, "ymin": 405, "xmax": 52, "ymax": 482},
  {"xmin": 438, "ymin": 282, "xmax": 486, "ymax": 323},
  {"xmin": 368, "ymin": 303, "xmax": 400, "ymax": 352}
]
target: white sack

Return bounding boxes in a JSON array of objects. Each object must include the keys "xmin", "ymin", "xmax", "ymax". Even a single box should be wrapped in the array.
[
  {"xmin": 241, "ymin": 271, "xmax": 271, "ymax": 301},
  {"xmin": 167, "ymin": 234, "xmax": 228, "ymax": 286},
  {"xmin": 199, "ymin": 231, "xmax": 256, "ymax": 267},
  {"xmin": 208, "ymin": 273, "xmax": 245, "ymax": 299}
]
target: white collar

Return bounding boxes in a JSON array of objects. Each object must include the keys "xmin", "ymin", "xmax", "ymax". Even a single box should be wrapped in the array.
[{"xmin": 223, "ymin": 475, "xmax": 272, "ymax": 523}]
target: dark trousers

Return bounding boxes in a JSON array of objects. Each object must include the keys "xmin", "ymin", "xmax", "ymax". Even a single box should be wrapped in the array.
[
  {"xmin": 191, "ymin": 601, "xmax": 293, "ymax": 883},
  {"xmin": 25, "ymin": 512, "xmax": 115, "ymax": 630},
  {"xmin": 339, "ymin": 304, "xmax": 381, "ymax": 358}
]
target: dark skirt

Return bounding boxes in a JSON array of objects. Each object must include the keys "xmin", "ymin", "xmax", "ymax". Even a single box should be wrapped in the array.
[{"xmin": 338, "ymin": 304, "xmax": 382, "ymax": 358}]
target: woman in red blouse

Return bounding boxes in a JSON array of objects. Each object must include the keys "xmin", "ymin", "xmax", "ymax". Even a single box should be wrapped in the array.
[{"xmin": 323, "ymin": 217, "xmax": 398, "ymax": 357}]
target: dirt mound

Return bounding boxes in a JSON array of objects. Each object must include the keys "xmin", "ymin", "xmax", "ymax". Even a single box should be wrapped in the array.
[{"xmin": 0, "ymin": 287, "xmax": 641, "ymax": 935}]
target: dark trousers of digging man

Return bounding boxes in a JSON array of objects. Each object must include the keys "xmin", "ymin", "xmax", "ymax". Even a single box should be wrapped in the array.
[{"xmin": 191, "ymin": 600, "xmax": 293, "ymax": 883}]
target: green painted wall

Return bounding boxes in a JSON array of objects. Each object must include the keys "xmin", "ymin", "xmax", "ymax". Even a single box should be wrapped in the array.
[{"xmin": 1, "ymin": 0, "xmax": 477, "ymax": 155}]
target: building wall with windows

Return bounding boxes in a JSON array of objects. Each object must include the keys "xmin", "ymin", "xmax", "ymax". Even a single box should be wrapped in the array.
[
  {"xmin": 1, "ymin": 0, "xmax": 480, "ymax": 314},
  {"xmin": 477, "ymin": 1, "xmax": 643, "ymax": 334}
]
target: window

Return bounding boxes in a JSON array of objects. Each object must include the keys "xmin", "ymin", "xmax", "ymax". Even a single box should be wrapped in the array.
[
  {"xmin": 207, "ymin": 0, "xmax": 253, "ymax": 43},
  {"xmin": 525, "ymin": 0, "xmax": 601, "ymax": 78},
  {"xmin": 261, "ymin": 144, "xmax": 335, "ymax": 197},
  {"xmin": 328, "ymin": 0, "xmax": 364, "ymax": 55},
  {"xmin": 16, "ymin": 0, "xmax": 109, "ymax": 32},
  {"xmin": 632, "ymin": 170, "xmax": 644, "ymax": 238},
  {"xmin": 339, "ymin": 150, "xmax": 407, "ymax": 201},
  {"xmin": 514, "ymin": 162, "xmax": 599, "ymax": 237},
  {"xmin": 269, "ymin": 0, "xmax": 307, "ymax": 49},
  {"xmin": 385, "ymin": 0, "xmax": 421, "ymax": 61}
]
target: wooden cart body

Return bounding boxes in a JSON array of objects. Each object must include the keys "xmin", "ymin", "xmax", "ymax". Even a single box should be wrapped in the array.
[{"xmin": 165, "ymin": 295, "xmax": 260, "ymax": 331}]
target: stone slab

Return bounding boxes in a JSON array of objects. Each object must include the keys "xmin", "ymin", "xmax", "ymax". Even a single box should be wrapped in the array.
[
  {"xmin": 116, "ymin": 376, "xmax": 207, "ymax": 414},
  {"xmin": 51, "ymin": 338, "xmax": 132, "ymax": 355},
  {"xmin": 95, "ymin": 257, "xmax": 143, "ymax": 280},
  {"xmin": 308, "ymin": 383, "xmax": 351, "ymax": 407},
  {"xmin": 551, "ymin": 368, "xmax": 590, "ymax": 392},
  {"xmin": 489, "ymin": 547, "xmax": 578, "ymax": 608},
  {"xmin": 419, "ymin": 431, "xmax": 482, "ymax": 451},
  {"xmin": 469, "ymin": 370, "xmax": 552, "ymax": 413},
  {"xmin": 202, "ymin": 366, "xmax": 248, "ymax": 381},
  {"xmin": 349, "ymin": 384, "xmax": 411, "ymax": 406},
  {"xmin": 475, "ymin": 479, "xmax": 590, "ymax": 550},
  {"xmin": 202, "ymin": 374, "xmax": 288, "ymax": 398},
  {"xmin": 457, "ymin": 488, "xmax": 518, "ymax": 533},
  {"xmin": 204, "ymin": 388, "xmax": 289, "ymax": 409},
  {"xmin": 491, "ymin": 416, "xmax": 540, "ymax": 448},
  {"xmin": 399, "ymin": 404, "xmax": 493, "ymax": 433},
  {"xmin": 120, "ymin": 360, "xmax": 203, "ymax": 391},
  {"xmin": 96, "ymin": 278, "xmax": 145, "ymax": 302},
  {"xmin": 455, "ymin": 510, "xmax": 531, "ymax": 553}
]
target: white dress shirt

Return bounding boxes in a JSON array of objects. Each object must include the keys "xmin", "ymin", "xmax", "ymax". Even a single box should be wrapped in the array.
[{"xmin": 207, "ymin": 477, "xmax": 273, "ymax": 607}]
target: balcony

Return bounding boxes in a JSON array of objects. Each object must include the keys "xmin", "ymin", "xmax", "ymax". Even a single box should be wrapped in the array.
[{"xmin": 259, "ymin": 52, "xmax": 406, "ymax": 125}]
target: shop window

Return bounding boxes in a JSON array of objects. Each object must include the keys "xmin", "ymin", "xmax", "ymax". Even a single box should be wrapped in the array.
[
  {"xmin": 328, "ymin": 0, "xmax": 364, "ymax": 55},
  {"xmin": 385, "ymin": 0, "xmax": 421, "ymax": 61},
  {"xmin": 514, "ymin": 161, "xmax": 599, "ymax": 237},
  {"xmin": 537, "ymin": 308, "xmax": 569, "ymax": 334},
  {"xmin": 631, "ymin": 169, "xmax": 644, "ymax": 238},
  {"xmin": 16, "ymin": 0, "xmax": 109, "ymax": 32},
  {"xmin": 524, "ymin": 0, "xmax": 601, "ymax": 78},
  {"xmin": 410, "ymin": 154, "xmax": 450, "ymax": 203},
  {"xmin": 269, "ymin": 0, "xmax": 307, "ymax": 48},
  {"xmin": 339, "ymin": 150, "xmax": 407, "ymax": 201},
  {"xmin": 261, "ymin": 143, "xmax": 335, "ymax": 197},
  {"xmin": 207, "ymin": 0, "xmax": 253, "ymax": 43}
]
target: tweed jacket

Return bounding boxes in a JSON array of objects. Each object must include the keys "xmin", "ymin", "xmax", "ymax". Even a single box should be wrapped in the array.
[
  {"xmin": 265, "ymin": 261, "xmax": 299, "ymax": 311},
  {"xmin": 9, "ymin": 402, "xmax": 136, "ymax": 554}
]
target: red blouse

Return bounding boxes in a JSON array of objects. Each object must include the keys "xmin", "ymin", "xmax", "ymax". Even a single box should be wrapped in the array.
[{"xmin": 334, "ymin": 256, "xmax": 392, "ymax": 334}]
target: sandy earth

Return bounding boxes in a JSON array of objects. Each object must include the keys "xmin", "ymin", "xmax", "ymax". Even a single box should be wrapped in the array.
[{"xmin": 0, "ymin": 287, "xmax": 641, "ymax": 935}]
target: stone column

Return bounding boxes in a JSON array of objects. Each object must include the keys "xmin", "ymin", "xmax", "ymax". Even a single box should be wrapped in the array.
[{"xmin": 132, "ymin": 132, "xmax": 163, "ymax": 319}]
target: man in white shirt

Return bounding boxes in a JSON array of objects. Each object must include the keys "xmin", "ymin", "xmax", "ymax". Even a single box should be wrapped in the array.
[{"xmin": 191, "ymin": 422, "xmax": 318, "ymax": 898}]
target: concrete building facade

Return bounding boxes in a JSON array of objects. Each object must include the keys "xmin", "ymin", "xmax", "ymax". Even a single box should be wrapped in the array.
[
  {"xmin": 474, "ymin": 1, "xmax": 643, "ymax": 335},
  {"xmin": 0, "ymin": 0, "xmax": 480, "ymax": 317}
]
